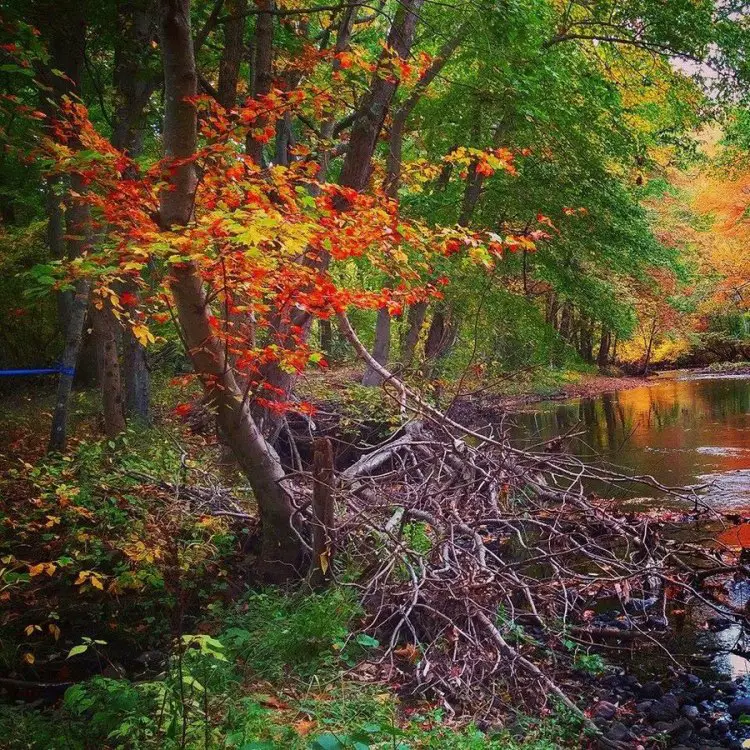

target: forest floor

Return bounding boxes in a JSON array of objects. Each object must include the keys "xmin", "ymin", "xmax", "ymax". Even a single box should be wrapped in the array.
[{"xmin": 1, "ymin": 368, "xmax": 748, "ymax": 749}]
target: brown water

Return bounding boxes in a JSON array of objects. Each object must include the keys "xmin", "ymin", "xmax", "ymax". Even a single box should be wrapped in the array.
[
  {"xmin": 511, "ymin": 373, "xmax": 750, "ymax": 509},
  {"xmin": 511, "ymin": 373, "xmax": 750, "ymax": 678}
]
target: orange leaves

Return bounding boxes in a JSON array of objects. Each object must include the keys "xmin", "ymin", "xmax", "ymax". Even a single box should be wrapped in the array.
[
  {"xmin": 74, "ymin": 570, "xmax": 105, "ymax": 591},
  {"xmin": 28, "ymin": 562, "xmax": 56, "ymax": 577}
]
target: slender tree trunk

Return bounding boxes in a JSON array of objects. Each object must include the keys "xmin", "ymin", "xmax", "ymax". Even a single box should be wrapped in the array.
[
  {"xmin": 597, "ymin": 326, "xmax": 611, "ymax": 369},
  {"xmin": 308, "ymin": 437, "xmax": 334, "ymax": 589},
  {"xmin": 546, "ymin": 292, "xmax": 559, "ymax": 329},
  {"xmin": 362, "ymin": 307, "xmax": 391, "ymax": 386},
  {"xmin": 246, "ymin": 0, "xmax": 274, "ymax": 164},
  {"xmin": 92, "ymin": 301, "xmax": 127, "ymax": 437},
  {"xmin": 124, "ymin": 328, "xmax": 150, "ymax": 422},
  {"xmin": 320, "ymin": 319, "xmax": 333, "ymax": 360},
  {"xmin": 364, "ymin": 25, "xmax": 461, "ymax": 385},
  {"xmin": 48, "ymin": 170, "xmax": 93, "ymax": 448},
  {"xmin": 260, "ymin": 0, "xmax": 425, "ymax": 413},
  {"xmin": 46, "ymin": 177, "xmax": 72, "ymax": 331},
  {"xmin": 49, "ymin": 280, "xmax": 91, "ymax": 452},
  {"xmin": 401, "ymin": 300, "xmax": 427, "ymax": 366},
  {"xmin": 642, "ymin": 318, "xmax": 657, "ymax": 376},
  {"xmin": 559, "ymin": 302, "xmax": 572, "ymax": 341},
  {"xmin": 112, "ymin": 0, "xmax": 158, "ymax": 423},
  {"xmin": 217, "ymin": 0, "xmax": 247, "ymax": 110},
  {"xmin": 158, "ymin": 0, "xmax": 303, "ymax": 580}
]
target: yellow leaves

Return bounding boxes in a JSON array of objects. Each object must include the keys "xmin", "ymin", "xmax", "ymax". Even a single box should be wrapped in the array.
[
  {"xmin": 22, "ymin": 652, "xmax": 34, "ymax": 665},
  {"xmin": 49, "ymin": 623, "xmax": 61, "ymax": 641},
  {"xmin": 28, "ymin": 562, "xmax": 56, "ymax": 577},
  {"xmin": 132, "ymin": 323, "xmax": 155, "ymax": 347},
  {"xmin": 122, "ymin": 539, "xmax": 162, "ymax": 564},
  {"xmin": 74, "ymin": 570, "xmax": 106, "ymax": 591},
  {"xmin": 319, "ymin": 551, "xmax": 329, "ymax": 576},
  {"xmin": 24, "ymin": 624, "xmax": 41, "ymax": 636}
]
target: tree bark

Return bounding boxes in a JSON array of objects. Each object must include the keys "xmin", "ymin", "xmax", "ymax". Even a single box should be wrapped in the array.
[
  {"xmin": 246, "ymin": 0, "xmax": 274, "ymax": 164},
  {"xmin": 384, "ymin": 28, "xmax": 464, "ymax": 197},
  {"xmin": 597, "ymin": 326, "xmax": 611, "ymax": 369},
  {"xmin": 113, "ymin": 0, "xmax": 158, "ymax": 424},
  {"xmin": 308, "ymin": 437, "xmax": 335, "ymax": 589},
  {"xmin": 158, "ymin": 0, "xmax": 303, "ymax": 580},
  {"xmin": 259, "ymin": 0, "xmax": 425, "ymax": 415},
  {"xmin": 365, "ymin": 26, "xmax": 462, "ymax": 385},
  {"xmin": 92, "ymin": 301, "xmax": 127, "ymax": 437},
  {"xmin": 362, "ymin": 306, "xmax": 391, "ymax": 386},
  {"xmin": 338, "ymin": 0, "xmax": 425, "ymax": 191},
  {"xmin": 217, "ymin": 0, "xmax": 247, "ymax": 110},
  {"xmin": 49, "ymin": 280, "xmax": 91, "ymax": 452},
  {"xmin": 319, "ymin": 318, "xmax": 333, "ymax": 360},
  {"xmin": 401, "ymin": 300, "xmax": 426, "ymax": 366}
]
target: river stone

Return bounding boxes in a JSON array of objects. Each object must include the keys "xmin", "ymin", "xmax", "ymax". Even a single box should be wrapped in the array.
[
  {"xmin": 605, "ymin": 722, "xmax": 632, "ymax": 743},
  {"xmin": 682, "ymin": 704, "xmax": 700, "ymax": 720},
  {"xmin": 717, "ymin": 681, "xmax": 740, "ymax": 695},
  {"xmin": 593, "ymin": 701, "xmax": 617, "ymax": 720},
  {"xmin": 649, "ymin": 695, "xmax": 680, "ymax": 722},
  {"xmin": 729, "ymin": 696, "xmax": 750, "ymax": 717},
  {"xmin": 641, "ymin": 681, "xmax": 664, "ymax": 699}
]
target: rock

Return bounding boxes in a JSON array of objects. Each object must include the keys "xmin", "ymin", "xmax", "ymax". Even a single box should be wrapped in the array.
[
  {"xmin": 729, "ymin": 697, "xmax": 750, "ymax": 718},
  {"xmin": 682, "ymin": 704, "xmax": 700, "ymax": 720},
  {"xmin": 649, "ymin": 695, "xmax": 680, "ymax": 722},
  {"xmin": 686, "ymin": 674, "xmax": 703, "ymax": 688},
  {"xmin": 606, "ymin": 721, "xmax": 632, "ymax": 743},
  {"xmin": 641, "ymin": 681, "xmax": 664, "ymax": 699},
  {"xmin": 666, "ymin": 718, "xmax": 694, "ymax": 740},
  {"xmin": 717, "ymin": 681, "xmax": 740, "ymax": 695},
  {"xmin": 713, "ymin": 715, "xmax": 731, "ymax": 733},
  {"xmin": 593, "ymin": 701, "xmax": 617, "ymax": 720},
  {"xmin": 693, "ymin": 685, "xmax": 716, "ymax": 702}
]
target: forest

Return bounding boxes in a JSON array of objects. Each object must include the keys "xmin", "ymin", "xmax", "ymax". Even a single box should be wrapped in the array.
[{"xmin": 2, "ymin": 0, "xmax": 750, "ymax": 748}]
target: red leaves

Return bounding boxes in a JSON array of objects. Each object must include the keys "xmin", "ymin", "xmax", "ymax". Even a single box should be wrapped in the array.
[{"xmin": 173, "ymin": 403, "xmax": 192, "ymax": 417}]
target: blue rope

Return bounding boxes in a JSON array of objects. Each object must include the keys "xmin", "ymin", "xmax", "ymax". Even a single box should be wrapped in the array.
[{"xmin": 0, "ymin": 365, "xmax": 76, "ymax": 378}]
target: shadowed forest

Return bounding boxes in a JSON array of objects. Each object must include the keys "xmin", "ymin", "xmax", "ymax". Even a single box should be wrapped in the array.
[{"xmin": 3, "ymin": 1, "xmax": 750, "ymax": 748}]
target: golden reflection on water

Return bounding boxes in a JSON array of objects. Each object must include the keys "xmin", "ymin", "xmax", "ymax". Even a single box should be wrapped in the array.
[{"xmin": 513, "ymin": 375, "xmax": 750, "ymax": 507}]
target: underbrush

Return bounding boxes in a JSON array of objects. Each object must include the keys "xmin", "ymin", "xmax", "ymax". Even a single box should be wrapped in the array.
[
  {"xmin": 0, "ymin": 586, "xmax": 582, "ymax": 749},
  {"xmin": 0, "ymin": 386, "xmax": 584, "ymax": 749}
]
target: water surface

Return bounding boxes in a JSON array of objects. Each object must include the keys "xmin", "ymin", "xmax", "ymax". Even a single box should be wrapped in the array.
[{"xmin": 510, "ymin": 373, "xmax": 750, "ymax": 509}]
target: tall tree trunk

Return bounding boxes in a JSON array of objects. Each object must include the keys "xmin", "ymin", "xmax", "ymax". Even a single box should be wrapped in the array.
[
  {"xmin": 246, "ymin": 0, "xmax": 274, "ymax": 164},
  {"xmin": 597, "ymin": 326, "xmax": 611, "ymax": 369},
  {"xmin": 49, "ymin": 280, "xmax": 91, "ymax": 452},
  {"xmin": 558, "ymin": 302, "xmax": 572, "ymax": 342},
  {"xmin": 158, "ymin": 0, "xmax": 303, "ymax": 580},
  {"xmin": 401, "ymin": 300, "xmax": 427, "ymax": 367},
  {"xmin": 362, "ymin": 307, "xmax": 391, "ymax": 386},
  {"xmin": 364, "ymin": 25, "xmax": 462, "ymax": 385},
  {"xmin": 112, "ymin": 0, "xmax": 158, "ymax": 424},
  {"xmin": 261, "ymin": 0, "xmax": 425, "ymax": 412},
  {"xmin": 217, "ymin": 0, "xmax": 247, "ymax": 110},
  {"xmin": 424, "ymin": 307, "xmax": 456, "ymax": 366},
  {"xmin": 48, "ymin": 173, "xmax": 92, "ymax": 452},
  {"xmin": 319, "ymin": 318, "xmax": 333, "ymax": 360},
  {"xmin": 92, "ymin": 301, "xmax": 127, "ymax": 437},
  {"xmin": 338, "ymin": 0, "xmax": 425, "ymax": 191},
  {"xmin": 642, "ymin": 318, "xmax": 657, "ymax": 376}
]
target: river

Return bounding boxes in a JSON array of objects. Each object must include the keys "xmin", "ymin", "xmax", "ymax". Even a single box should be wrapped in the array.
[
  {"xmin": 511, "ymin": 372, "xmax": 750, "ymax": 509},
  {"xmin": 512, "ymin": 372, "xmax": 750, "ymax": 679}
]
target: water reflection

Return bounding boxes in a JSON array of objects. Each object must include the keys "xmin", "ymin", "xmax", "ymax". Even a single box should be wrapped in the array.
[{"xmin": 510, "ymin": 375, "xmax": 750, "ymax": 508}]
